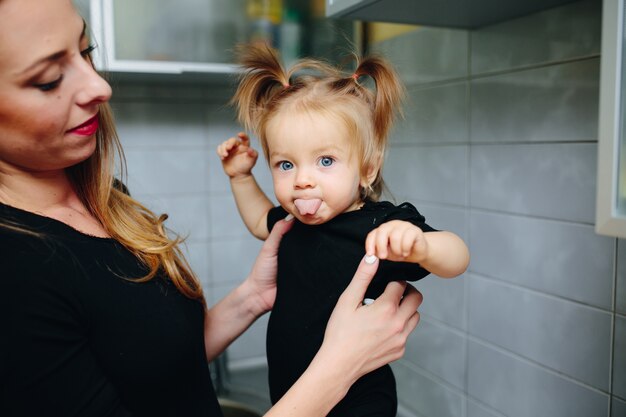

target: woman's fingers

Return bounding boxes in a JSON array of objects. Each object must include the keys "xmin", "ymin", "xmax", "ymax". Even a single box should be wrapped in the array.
[
  {"xmin": 259, "ymin": 217, "xmax": 294, "ymax": 256},
  {"xmin": 336, "ymin": 255, "xmax": 380, "ymax": 309}
]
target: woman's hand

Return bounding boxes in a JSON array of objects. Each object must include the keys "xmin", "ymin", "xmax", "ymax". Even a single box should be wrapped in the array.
[
  {"xmin": 320, "ymin": 255, "xmax": 422, "ymax": 379},
  {"xmin": 242, "ymin": 216, "xmax": 294, "ymax": 316},
  {"xmin": 266, "ymin": 255, "xmax": 423, "ymax": 417}
]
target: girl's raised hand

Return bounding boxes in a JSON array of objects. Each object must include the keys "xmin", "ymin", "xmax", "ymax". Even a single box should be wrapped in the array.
[{"xmin": 216, "ymin": 132, "xmax": 259, "ymax": 179}]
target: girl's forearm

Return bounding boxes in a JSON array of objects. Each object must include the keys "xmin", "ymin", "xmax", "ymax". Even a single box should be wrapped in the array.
[
  {"xmin": 230, "ymin": 174, "xmax": 274, "ymax": 239},
  {"xmin": 409, "ymin": 231, "xmax": 470, "ymax": 278}
]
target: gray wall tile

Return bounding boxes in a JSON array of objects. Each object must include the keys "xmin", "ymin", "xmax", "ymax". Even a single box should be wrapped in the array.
[
  {"xmin": 470, "ymin": 211, "xmax": 614, "ymax": 308},
  {"xmin": 385, "ymin": 145, "xmax": 468, "ymax": 206},
  {"xmin": 471, "ymin": 59, "xmax": 599, "ymax": 143},
  {"xmin": 471, "ymin": 0, "xmax": 601, "ymax": 74},
  {"xmin": 617, "ymin": 240, "xmax": 626, "ymax": 315},
  {"xmin": 209, "ymin": 194, "xmax": 255, "ymax": 238},
  {"xmin": 470, "ymin": 143, "xmax": 597, "ymax": 223},
  {"xmin": 124, "ymin": 147, "xmax": 208, "ymax": 194},
  {"xmin": 468, "ymin": 340, "xmax": 609, "ymax": 417},
  {"xmin": 414, "ymin": 273, "xmax": 466, "ymax": 330},
  {"xmin": 371, "ymin": 27, "xmax": 468, "ymax": 85},
  {"xmin": 404, "ymin": 319, "xmax": 466, "ymax": 389},
  {"xmin": 614, "ymin": 315, "xmax": 626, "ymax": 399},
  {"xmin": 393, "ymin": 361, "xmax": 464, "ymax": 417},
  {"xmin": 467, "ymin": 400, "xmax": 505, "ymax": 417},
  {"xmin": 612, "ymin": 397, "xmax": 626, "ymax": 417},
  {"xmin": 113, "ymin": 101, "xmax": 209, "ymax": 148},
  {"xmin": 210, "ymin": 237, "xmax": 263, "ymax": 285},
  {"xmin": 394, "ymin": 82, "xmax": 469, "ymax": 145},
  {"xmin": 469, "ymin": 275, "xmax": 611, "ymax": 389}
]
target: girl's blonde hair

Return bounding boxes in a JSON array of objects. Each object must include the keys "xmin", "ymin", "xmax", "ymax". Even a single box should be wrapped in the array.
[{"xmin": 231, "ymin": 43, "xmax": 405, "ymax": 201}]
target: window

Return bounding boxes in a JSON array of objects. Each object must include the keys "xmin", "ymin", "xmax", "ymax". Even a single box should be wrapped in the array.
[{"xmin": 597, "ymin": 0, "xmax": 626, "ymax": 237}]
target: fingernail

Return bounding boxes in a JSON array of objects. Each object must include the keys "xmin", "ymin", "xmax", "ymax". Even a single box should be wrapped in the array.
[
  {"xmin": 284, "ymin": 214, "xmax": 294, "ymax": 221},
  {"xmin": 364, "ymin": 254, "xmax": 377, "ymax": 264}
]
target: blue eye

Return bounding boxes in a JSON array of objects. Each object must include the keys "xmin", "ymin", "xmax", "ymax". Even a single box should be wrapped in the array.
[
  {"xmin": 34, "ymin": 74, "xmax": 64, "ymax": 92},
  {"xmin": 319, "ymin": 156, "xmax": 334, "ymax": 167},
  {"xmin": 279, "ymin": 161, "xmax": 294, "ymax": 171}
]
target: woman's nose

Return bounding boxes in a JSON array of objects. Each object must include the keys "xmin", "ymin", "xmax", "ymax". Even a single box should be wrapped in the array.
[{"xmin": 75, "ymin": 59, "xmax": 112, "ymax": 106}]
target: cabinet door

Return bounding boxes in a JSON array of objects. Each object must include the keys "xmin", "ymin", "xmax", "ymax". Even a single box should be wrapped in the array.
[{"xmin": 92, "ymin": 0, "xmax": 246, "ymax": 74}]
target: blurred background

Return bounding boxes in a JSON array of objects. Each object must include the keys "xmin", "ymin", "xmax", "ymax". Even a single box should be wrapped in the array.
[{"xmin": 74, "ymin": 1, "xmax": 622, "ymax": 416}]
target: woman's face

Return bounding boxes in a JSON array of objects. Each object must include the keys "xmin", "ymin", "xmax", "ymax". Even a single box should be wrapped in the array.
[{"xmin": 0, "ymin": 0, "xmax": 112, "ymax": 174}]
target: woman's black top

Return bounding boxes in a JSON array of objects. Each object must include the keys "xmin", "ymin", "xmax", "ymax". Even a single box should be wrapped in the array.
[{"xmin": 0, "ymin": 203, "xmax": 222, "ymax": 417}]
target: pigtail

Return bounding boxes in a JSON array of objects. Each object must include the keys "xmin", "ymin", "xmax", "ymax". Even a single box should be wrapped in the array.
[
  {"xmin": 352, "ymin": 56, "xmax": 405, "ymax": 143},
  {"xmin": 231, "ymin": 43, "xmax": 290, "ymax": 132}
]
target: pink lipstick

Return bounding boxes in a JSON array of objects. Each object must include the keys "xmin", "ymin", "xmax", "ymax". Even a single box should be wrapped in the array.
[{"xmin": 68, "ymin": 115, "xmax": 99, "ymax": 136}]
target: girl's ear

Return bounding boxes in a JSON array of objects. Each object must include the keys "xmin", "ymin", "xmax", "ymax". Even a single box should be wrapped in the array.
[{"xmin": 360, "ymin": 163, "xmax": 379, "ymax": 188}]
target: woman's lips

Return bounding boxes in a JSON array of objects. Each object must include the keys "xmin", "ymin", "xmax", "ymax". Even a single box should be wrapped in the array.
[{"xmin": 68, "ymin": 115, "xmax": 99, "ymax": 136}]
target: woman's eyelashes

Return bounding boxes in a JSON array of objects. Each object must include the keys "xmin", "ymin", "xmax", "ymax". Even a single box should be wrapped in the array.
[
  {"xmin": 34, "ymin": 74, "xmax": 64, "ymax": 92},
  {"xmin": 80, "ymin": 44, "xmax": 96, "ymax": 59}
]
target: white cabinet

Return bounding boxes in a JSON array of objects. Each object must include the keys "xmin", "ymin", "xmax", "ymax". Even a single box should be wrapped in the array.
[
  {"xmin": 88, "ymin": 0, "xmax": 246, "ymax": 77},
  {"xmin": 325, "ymin": 0, "xmax": 579, "ymax": 29}
]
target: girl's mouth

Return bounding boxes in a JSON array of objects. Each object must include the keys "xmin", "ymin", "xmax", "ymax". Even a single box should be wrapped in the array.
[{"xmin": 68, "ymin": 114, "xmax": 99, "ymax": 136}]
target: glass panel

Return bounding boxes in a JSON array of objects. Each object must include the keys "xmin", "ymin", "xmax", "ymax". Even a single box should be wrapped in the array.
[
  {"xmin": 73, "ymin": 0, "xmax": 90, "ymax": 28},
  {"xmin": 112, "ymin": 0, "xmax": 248, "ymax": 64},
  {"xmin": 619, "ymin": 5, "xmax": 626, "ymax": 216}
]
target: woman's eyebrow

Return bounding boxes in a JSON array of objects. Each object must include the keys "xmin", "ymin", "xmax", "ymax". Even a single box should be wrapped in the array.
[{"xmin": 19, "ymin": 20, "xmax": 87, "ymax": 76}]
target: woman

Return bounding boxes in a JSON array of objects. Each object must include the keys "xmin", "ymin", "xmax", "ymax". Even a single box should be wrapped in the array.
[{"xmin": 0, "ymin": 0, "xmax": 423, "ymax": 416}]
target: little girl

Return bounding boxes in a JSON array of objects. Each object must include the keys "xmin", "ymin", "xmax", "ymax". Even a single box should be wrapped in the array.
[{"xmin": 217, "ymin": 44, "xmax": 469, "ymax": 416}]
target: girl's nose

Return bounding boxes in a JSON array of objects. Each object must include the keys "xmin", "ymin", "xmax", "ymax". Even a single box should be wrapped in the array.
[
  {"xmin": 294, "ymin": 169, "xmax": 315, "ymax": 189},
  {"xmin": 75, "ymin": 58, "xmax": 112, "ymax": 107}
]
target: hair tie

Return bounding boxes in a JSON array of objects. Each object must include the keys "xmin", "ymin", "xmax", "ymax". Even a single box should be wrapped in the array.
[
  {"xmin": 352, "ymin": 73, "xmax": 359, "ymax": 81},
  {"xmin": 283, "ymin": 83, "xmax": 290, "ymax": 88}
]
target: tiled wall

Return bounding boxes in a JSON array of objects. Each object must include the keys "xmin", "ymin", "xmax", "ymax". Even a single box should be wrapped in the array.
[
  {"xmin": 107, "ymin": 0, "xmax": 625, "ymax": 415},
  {"xmin": 371, "ymin": 0, "xmax": 625, "ymax": 416}
]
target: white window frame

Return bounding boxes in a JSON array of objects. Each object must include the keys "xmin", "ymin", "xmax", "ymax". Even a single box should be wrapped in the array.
[{"xmin": 597, "ymin": 0, "xmax": 626, "ymax": 237}]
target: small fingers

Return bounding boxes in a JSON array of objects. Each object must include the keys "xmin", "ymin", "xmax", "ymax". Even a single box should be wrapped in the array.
[{"xmin": 216, "ymin": 137, "xmax": 240, "ymax": 159}]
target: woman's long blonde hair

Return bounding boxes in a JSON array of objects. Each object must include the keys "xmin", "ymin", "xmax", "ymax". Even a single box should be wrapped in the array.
[
  {"xmin": 232, "ymin": 43, "xmax": 405, "ymax": 201},
  {"xmin": 67, "ymin": 103, "xmax": 204, "ymax": 303}
]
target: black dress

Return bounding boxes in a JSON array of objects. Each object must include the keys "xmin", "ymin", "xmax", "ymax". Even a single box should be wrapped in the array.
[
  {"xmin": 0, "ymin": 203, "xmax": 223, "ymax": 417},
  {"xmin": 266, "ymin": 200, "xmax": 435, "ymax": 417}
]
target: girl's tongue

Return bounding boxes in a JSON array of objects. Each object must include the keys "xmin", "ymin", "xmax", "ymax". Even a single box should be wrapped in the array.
[{"xmin": 294, "ymin": 198, "xmax": 322, "ymax": 216}]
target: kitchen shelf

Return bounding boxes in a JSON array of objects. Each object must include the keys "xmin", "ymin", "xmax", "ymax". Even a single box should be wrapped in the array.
[{"xmin": 325, "ymin": 0, "xmax": 581, "ymax": 29}]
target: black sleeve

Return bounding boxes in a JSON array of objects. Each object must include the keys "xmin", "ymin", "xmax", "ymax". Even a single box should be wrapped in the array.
[
  {"xmin": 390, "ymin": 202, "xmax": 437, "ymax": 233},
  {"xmin": 0, "ymin": 236, "xmax": 134, "ymax": 417},
  {"xmin": 267, "ymin": 205, "xmax": 289, "ymax": 232},
  {"xmin": 374, "ymin": 202, "xmax": 438, "ymax": 284}
]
